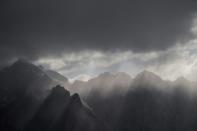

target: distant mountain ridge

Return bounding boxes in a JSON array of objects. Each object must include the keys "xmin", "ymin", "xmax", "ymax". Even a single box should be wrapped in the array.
[
  {"xmin": 70, "ymin": 70, "xmax": 197, "ymax": 98},
  {"xmin": 70, "ymin": 70, "xmax": 197, "ymax": 131}
]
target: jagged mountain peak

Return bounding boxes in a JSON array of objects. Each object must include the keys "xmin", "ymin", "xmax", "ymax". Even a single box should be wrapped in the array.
[
  {"xmin": 8, "ymin": 60, "xmax": 68, "ymax": 87},
  {"xmin": 25, "ymin": 84, "xmax": 101, "ymax": 131},
  {"xmin": 116, "ymin": 72, "xmax": 130, "ymax": 77},
  {"xmin": 135, "ymin": 70, "xmax": 162, "ymax": 81},
  {"xmin": 71, "ymin": 93, "xmax": 82, "ymax": 104},
  {"xmin": 114, "ymin": 72, "xmax": 132, "ymax": 80},
  {"xmin": 9, "ymin": 59, "xmax": 44, "ymax": 74},
  {"xmin": 51, "ymin": 85, "xmax": 70, "ymax": 96},
  {"xmin": 13, "ymin": 58, "xmax": 29, "ymax": 64},
  {"xmin": 138, "ymin": 70, "xmax": 156, "ymax": 76},
  {"xmin": 132, "ymin": 70, "xmax": 164, "ymax": 88},
  {"xmin": 11, "ymin": 59, "xmax": 36, "ymax": 68},
  {"xmin": 98, "ymin": 72, "xmax": 113, "ymax": 78}
]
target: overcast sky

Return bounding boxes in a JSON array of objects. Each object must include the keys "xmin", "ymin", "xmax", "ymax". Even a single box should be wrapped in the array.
[{"xmin": 1, "ymin": 0, "xmax": 197, "ymax": 81}]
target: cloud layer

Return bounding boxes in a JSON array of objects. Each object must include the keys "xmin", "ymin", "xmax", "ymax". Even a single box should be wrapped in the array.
[
  {"xmin": 35, "ymin": 36, "xmax": 197, "ymax": 81},
  {"xmin": 0, "ymin": 0, "xmax": 197, "ymax": 63}
]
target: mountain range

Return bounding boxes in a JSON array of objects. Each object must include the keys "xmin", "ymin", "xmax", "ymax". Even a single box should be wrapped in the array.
[
  {"xmin": 0, "ymin": 60, "xmax": 197, "ymax": 131},
  {"xmin": 0, "ymin": 60, "xmax": 103, "ymax": 131}
]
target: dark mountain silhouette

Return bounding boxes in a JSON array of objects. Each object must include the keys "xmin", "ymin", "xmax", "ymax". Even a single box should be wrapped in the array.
[
  {"xmin": 25, "ymin": 85, "xmax": 103, "ymax": 131},
  {"xmin": 0, "ymin": 60, "xmax": 72, "ymax": 131},
  {"xmin": 0, "ymin": 59, "xmax": 58, "ymax": 98},
  {"xmin": 0, "ymin": 59, "xmax": 60, "ymax": 131},
  {"xmin": 0, "ymin": 60, "xmax": 104, "ymax": 131},
  {"xmin": 25, "ymin": 85, "xmax": 71, "ymax": 131}
]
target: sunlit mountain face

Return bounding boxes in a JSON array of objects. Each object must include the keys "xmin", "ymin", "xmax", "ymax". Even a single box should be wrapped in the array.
[{"xmin": 1, "ymin": 0, "xmax": 197, "ymax": 131}]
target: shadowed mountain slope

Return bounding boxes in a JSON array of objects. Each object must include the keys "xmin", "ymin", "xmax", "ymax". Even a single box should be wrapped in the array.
[
  {"xmin": 0, "ymin": 60, "xmax": 70, "ymax": 131},
  {"xmin": 25, "ymin": 85, "xmax": 104, "ymax": 131}
]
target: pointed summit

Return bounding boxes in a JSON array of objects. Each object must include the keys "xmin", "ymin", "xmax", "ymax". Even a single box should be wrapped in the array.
[
  {"xmin": 51, "ymin": 85, "xmax": 70, "ymax": 97},
  {"xmin": 98, "ymin": 72, "xmax": 113, "ymax": 78},
  {"xmin": 135, "ymin": 70, "xmax": 162, "ymax": 81},
  {"xmin": 115, "ymin": 72, "xmax": 131, "ymax": 80},
  {"xmin": 71, "ymin": 93, "xmax": 82, "ymax": 105},
  {"xmin": 139, "ymin": 70, "xmax": 154, "ymax": 76},
  {"xmin": 11, "ymin": 59, "xmax": 32, "ymax": 68},
  {"xmin": 133, "ymin": 70, "xmax": 163, "ymax": 87},
  {"xmin": 26, "ymin": 85, "xmax": 101, "ymax": 131},
  {"xmin": 10, "ymin": 59, "xmax": 44, "ymax": 74},
  {"xmin": 13, "ymin": 58, "xmax": 29, "ymax": 64},
  {"xmin": 0, "ymin": 58, "xmax": 61, "ymax": 99}
]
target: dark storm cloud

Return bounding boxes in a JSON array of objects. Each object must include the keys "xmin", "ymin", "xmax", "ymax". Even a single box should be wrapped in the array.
[{"xmin": 0, "ymin": 0, "xmax": 197, "ymax": 63}]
